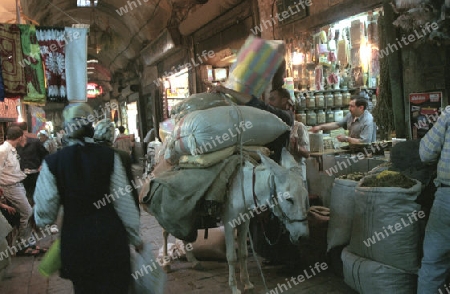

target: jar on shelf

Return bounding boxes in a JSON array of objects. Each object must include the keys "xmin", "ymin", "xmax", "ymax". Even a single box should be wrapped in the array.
[
  {"xmin": 306, "ymin": 92, "xmax": 315, "ymax": 108},
  {"xmin": 306, "ymin": 110, "xmax": 317, "ymax": 126},
  {"xmin": 317, "ymin": 109, "xmax": 326, "ymax": 124},
  {"xmin": 315, "ymin": 92, "xmax": 325, "ymax": 108},
  {"xmin": 325, "ymin": 92, "xmax": 334, "ymax": 108},
  {"xmin": 300, "ymin": 93, "xmax": 307, "ymax": 108},
  {"xmin": 334, "ymin": 91, "xmax": 343, "ymax": 107},
  {"xmin": 342, "ymin": 91, "xmax": 351, "ymax": 105},
  {"xmin": 334, "ymin": 108, "xmax": 344, "ymax": 122},
  {"xmin": 296, "ymin": 110, "xmax": 307, "ymax": 125},
  {"xmin": 326, "ymin": 109, "xmax": 334, "ymax": 123}
]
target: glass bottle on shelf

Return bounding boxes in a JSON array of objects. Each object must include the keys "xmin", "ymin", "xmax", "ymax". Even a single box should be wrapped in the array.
[
  {"xmin": 342, "ymin": 90, "xmax": 351, "ymax": 105},
  {"xmin": 296, "ymin": 110, "xmax": 307, "ymax": 125},
  {"xmin": 306, "ymin": 110, "xmax": 317, "ymax": 126},
  {"xmin": 299, "ymin": 93, "xmax": 306, "ymax": 108},
  {"xmin": 334, "ymin": 108, "xmax": 344, "ymax": 122},
  {"xmin": 315, "ymin": 92, "xmax": 324, "ymax": 108},
  {"xmin": 325, "ymin": 92, "xmax": 334, "ymax": 108},
  {"xmin": 317, "ymin": 109, "xmax": 326, "ymax": 124},
  {"xmin": 334, "ymin": 91, "xmax": 343, "ymax": 107},
  {"xmin": 326, "ymin": 109, "xmax": 334, "ymax": 123},
  {"xmin": 306, "ymin": 92, "xmax": 315, "ymax": 108}
]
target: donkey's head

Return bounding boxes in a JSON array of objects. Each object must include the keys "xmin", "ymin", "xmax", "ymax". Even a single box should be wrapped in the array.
[{"xmin": 259, "ymin": 148, "xmax": 309, "ymax": 244}]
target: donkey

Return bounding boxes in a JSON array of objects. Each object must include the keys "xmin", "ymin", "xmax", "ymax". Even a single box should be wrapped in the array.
[{"xmin": 141, "ymin": 148, "xmax": 309, "ymax": 294}]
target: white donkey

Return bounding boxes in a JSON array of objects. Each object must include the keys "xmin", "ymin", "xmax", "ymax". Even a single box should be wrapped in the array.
[{"xmin": 143, "ymin": 148, "xmax": 309, "ymax": 294}]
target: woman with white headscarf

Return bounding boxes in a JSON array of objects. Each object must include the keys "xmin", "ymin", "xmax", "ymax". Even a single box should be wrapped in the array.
[{"xmin": 33, "ymin": 103, "xmax": 142, "ymax": 293}]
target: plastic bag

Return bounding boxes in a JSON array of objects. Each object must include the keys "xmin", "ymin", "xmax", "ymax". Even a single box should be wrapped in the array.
[
  {"xmin": 130, "ymin": 243, "xmax": 166, "ymax": 294},
  {"xmin": 38, "ymin": 239, "xmax": 61, "ymax": 277}
]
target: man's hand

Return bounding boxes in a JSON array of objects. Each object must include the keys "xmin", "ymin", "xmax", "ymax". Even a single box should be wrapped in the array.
[
  {"xmin": 337, "ymin": 135, "xmax": 348, "ymax": 142},
  {"xmin": 0, "ymin": 203, "xmax": 16, "ymax": 215},
  {"xmin": 310, "ymin": 126, "xmax": 322, "ymax": 133}
]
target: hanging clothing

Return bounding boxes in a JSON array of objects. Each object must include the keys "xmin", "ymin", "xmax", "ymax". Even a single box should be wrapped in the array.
[
  {"xmin": 0, "ymin": 24, "xmax": 27, "ymax": 97},
  {"xmin": 36, "ymin": 27, "xmax": 67, "ymax": 102},
  {"xmin": 18, "ymin": 25, "xmax": 46, "ymax": 105},
  {"xmin": 65, "ymin": 27, "xmax": 88, "ymax": 103}
]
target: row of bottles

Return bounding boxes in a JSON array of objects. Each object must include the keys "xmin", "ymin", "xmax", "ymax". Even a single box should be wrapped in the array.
[
  {"xmin": 299, "ymin": 91, "xmax": 351, "ymax": 109},
  {"xmin": 296, "ymin": 108, "xmax": 350, "ymax": 126}
]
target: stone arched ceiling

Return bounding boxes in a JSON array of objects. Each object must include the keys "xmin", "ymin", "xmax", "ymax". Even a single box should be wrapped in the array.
[{"xmin": 19, "ymin": 0, "xmax": 204, "ymax": 89}]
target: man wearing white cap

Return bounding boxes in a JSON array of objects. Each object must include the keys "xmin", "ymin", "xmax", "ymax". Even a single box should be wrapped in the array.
[{"xmin": 38, "ymin": 130, "xmax": 57, "ymax": 154}]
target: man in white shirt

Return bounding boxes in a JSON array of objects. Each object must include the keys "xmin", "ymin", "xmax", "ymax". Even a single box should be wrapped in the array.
[{"xmin": 0, "ymin": 126, "xmax": 39, "ymax": 255}]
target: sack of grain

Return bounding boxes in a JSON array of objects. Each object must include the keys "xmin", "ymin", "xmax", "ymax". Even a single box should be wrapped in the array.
[
  {"xmin": 348, "ymin": 174, "xmax": 422, "ymax": 272},
  {"xmin": 170, "ymin": 106, "xmax": 290, "ymax": 156},
  {"xmin": 342, "ymin": 246, "xmax": 417, "ymax": 294}
]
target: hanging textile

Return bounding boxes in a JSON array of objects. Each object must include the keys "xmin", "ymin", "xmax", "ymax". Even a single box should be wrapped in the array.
[
  {"xmin": 36, "ymin": 27, "xmax": 67, "ymax": 102},
  {"xmin": 19, "ymin": 24, "xmax": 46, "ymax": 105},
  {"xmin": 65, "ymin": 27, "xmax": 88, "ymax": 103},
  {"xmin": 0, "ymin": 63, "xmax": 4, "ymax": 102},
  {"xmin": 0, "ymin": 98, "xmax": 18, "ymax": 120},
  {"xmin": 0, "ymin": 24, "xmax": 27, "ymax": 97}
]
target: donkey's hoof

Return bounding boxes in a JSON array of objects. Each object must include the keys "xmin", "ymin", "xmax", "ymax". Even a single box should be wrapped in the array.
[
  {"xmin": 162, "ymin": 264, "xmax": 172, "ymax": 273},
  {"xmin": 191, "ymin": 262, "xmax": 204, "ymax": 271},
  {"xmin": 244, "ymin": 282, "xmax": 254, "ymax": 293}
]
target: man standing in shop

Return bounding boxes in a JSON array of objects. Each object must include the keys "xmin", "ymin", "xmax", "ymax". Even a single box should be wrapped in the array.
[
  {"xmin": 13, "ymin": 122, "xmax": 48, "ymax": 206},
  {"xmin": 0, "ymin": 126, "xmax": 43, "ymax": 256},
  {"xmin": 418, "ymin": 112, "xmax": 450, "ymax": 294},
  {"xmin": 311, "ymin": 97, "xmax": 375, "ymax": 144}
]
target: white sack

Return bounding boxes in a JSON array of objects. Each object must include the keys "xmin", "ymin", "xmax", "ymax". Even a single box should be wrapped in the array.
[
  {"xmin": 348, "ymin": 175, "xmax": 421, "ymax": 272},
  {"xmin": 342, "ymin": 246, "xmax": 417, "ymax": 294},
  {"xmin": 327, "ymin": 178, "xmax": 358, "ymax": 251},
  {"xmin": 171, "ymin": 106, "xmax": 290, "ymax": 156}
]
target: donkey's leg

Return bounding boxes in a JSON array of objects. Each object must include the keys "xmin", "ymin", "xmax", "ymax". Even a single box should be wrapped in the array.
[
  {"xmin": 238, "ymin": 222, "xmax": 254, "ymax": 292},
  {"xmin": 162, "ymin": 229, "xmax": 172, "ymax": 272},
  {"xmin": 224, "ymin": 224, "xmax": 241, "ymax": 294},
  {"xmin": 182, "ymin": 240, "xmax": 203, "ymax": 270}
]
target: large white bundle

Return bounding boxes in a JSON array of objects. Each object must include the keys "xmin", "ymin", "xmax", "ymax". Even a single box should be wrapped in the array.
[
  {"xmin": 171, "ymin": 106, "xmax": 290, "ymax": 156},
  {"xmin": 342, "ymin": 247, "xmax": 417, "ymax": 294},
  {"xmin": 348, "ymin": 175, "xmax": 422, "ymax": 272},
  {"xmin": 327, "ymin": 178, "xmax": 358, "ymax": 251}
]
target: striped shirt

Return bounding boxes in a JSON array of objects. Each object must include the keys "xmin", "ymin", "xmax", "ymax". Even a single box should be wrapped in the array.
[{"xmin": 419, "ymin": 113, "xmax": 450, "ymax": 186}]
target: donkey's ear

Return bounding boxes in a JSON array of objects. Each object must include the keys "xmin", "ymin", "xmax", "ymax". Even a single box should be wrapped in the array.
[
  {"xmin": 280, "ymin": 148, "xmax": 299, "ymax": 169},
  {"xmin": 259, "ymin": 151, "xmax": 288, "ymax": 178}
]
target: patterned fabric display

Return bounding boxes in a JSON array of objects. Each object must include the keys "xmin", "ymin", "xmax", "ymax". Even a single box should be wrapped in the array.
[
  {"xmin": 36, "ymin": 27, "xmax": 67, "ymax": 102},
  {"xmin": 0, "ymin": 24, "xmax": 27, "ymax": 97},
  {"xmin": 19, "ymin": 25, "xmax": 46, "ymax": 105}
]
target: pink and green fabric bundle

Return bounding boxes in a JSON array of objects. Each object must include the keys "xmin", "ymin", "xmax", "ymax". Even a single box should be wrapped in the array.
[{"xmin": 225, "ymin": 35, "xmax": 284, "ymax": 98}]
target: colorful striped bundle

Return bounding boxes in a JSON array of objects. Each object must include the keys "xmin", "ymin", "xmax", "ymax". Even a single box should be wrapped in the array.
[{"xmin": 225, "ymin": 35, "xmax": 284, "ymax": 98}]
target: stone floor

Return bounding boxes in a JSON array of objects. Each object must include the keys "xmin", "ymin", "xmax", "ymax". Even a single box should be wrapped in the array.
[{"xmin": 0, "ymin": 164, "xmax": 357, "ymax": 293}]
